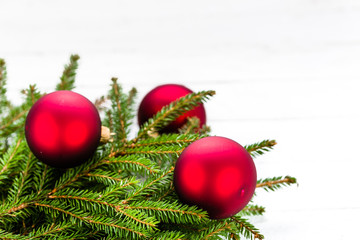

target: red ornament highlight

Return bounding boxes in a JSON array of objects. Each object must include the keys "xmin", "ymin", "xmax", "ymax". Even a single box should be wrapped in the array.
[
  {"xmin": 138, "ymin": 84, "xmax": 206, "ymax": 133},
  {"xmin": 25, "ymin": 91, "xmax": 101, "ymax": 168},
  {"xmin": 173, "ymin": 136, "xmax": 257, "ymax": 219}
]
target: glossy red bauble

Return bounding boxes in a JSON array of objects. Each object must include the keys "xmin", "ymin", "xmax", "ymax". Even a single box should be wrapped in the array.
[
  {"xmin": 137, "ymin": 84, "xmax": 206, "ymax": 133},
  {"xmin": 174, "ymin": 136, "xmax": 257, "ymax": 219},
  {"xmin": 25, "ymin": 91, "xmax": 101, "ymax": 168}
]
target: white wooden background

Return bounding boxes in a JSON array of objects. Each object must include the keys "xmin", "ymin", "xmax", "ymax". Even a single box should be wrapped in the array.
[{"xmin": 1, "ymin": 1, "xmax": 360, "ymax": 239}]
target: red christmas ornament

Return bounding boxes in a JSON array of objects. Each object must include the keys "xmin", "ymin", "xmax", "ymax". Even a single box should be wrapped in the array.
[
  {"xmin": 25, "ymin": 90, "xmax": 101, "ymax": 168},
  {"xmin": 137, "ymin": 84, "xmax": 206, "ymax": 133},
  {"xmin": 173, "ymin": 136, "xmax": 257, "ymax": 219}
]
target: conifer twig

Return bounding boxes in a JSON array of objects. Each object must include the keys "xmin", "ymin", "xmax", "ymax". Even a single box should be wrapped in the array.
[
  {"xmin": 0, "ymin": 85, "xmax": 41, "ymax": 138},
  {"xmin": 94, "ymin": 95, "xmax": 107, "ymax": 113},
  {"xmin": 34, "ymin": 203, "xmax": 147, "ymax": 238},
  {"xmin": 257, "ymin": 176, "xmax": 297, "ymax": 191},
  {"xmin": 0, "ymin": 138, "xmax": 22, "ymax": 176},
  {"xmin": 101, "ymin": 157, "xmax": 158, "ymax": 175},
  {"xmin": 126, "ymin": 200, "xmax": 208, "ymax": 222},
  {"xmin": 203, "ymin": 222, "xmax": 232, "ymax": 240},
  {"xmin": 0, "ymin": 203, "xmax": 30, "ymax": 218},
  {"xmin": 56, "ymin": 54, "xmax": 79, "ymax": 91},
  {"xmin": 0, "ymin": 59, "xmax": 5, "ymax": 82},
  {"xmin": 231, "ymin": 216, "xmax": 264, "ymax": 240},
  {"xmin": 135, "ymin": 90, "xmax": 215, "ymax": 141},
  {"xmin": 111, "ymin": 78, "xmax": 126, "ymax": 138},
  {"xmin": 125, "ymin": 134, "xmax": 200, "ymax": 149},
  {"xmin": 240, "ymin": 205, "xmax": 266, "ymax": 216},
  {"xmin": 49, "ymin": 160, "xmax": 103, "ymax": 195},
  {"xmin": 124, "ymin": 167, "xmax": 174, "ymax": 203},
  {"xmin": 0, "ymin": 58, "xmax": 9, "ymax": 116},
  {"xmin": 117, "ymin": 148, "xmax": 184, "ymax": 156},
  {"xmin": 0, "ymin": 110, "xmax": 27, "ymax": 131},
  {"xmin": 178, "ymin": 117, "xmax": 200, "ymax": 135},
  {"xmin": 245, "ymin": 139, "xmax": 277, "ymax": 158}
]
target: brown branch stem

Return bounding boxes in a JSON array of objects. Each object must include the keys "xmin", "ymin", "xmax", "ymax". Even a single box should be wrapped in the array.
[
  {"xmin": 0, "ymin": 203, "xmax": 29, "ymax": 218},
  {"xmin": 256, "ymin": 177, "xmax": 296, "ymax": 188}
]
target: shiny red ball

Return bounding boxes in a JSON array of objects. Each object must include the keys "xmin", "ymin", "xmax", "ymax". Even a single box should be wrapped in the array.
[
  {"xmin": 174, "ymin": 136, "xmax": 257, "ymax": 219},
  {"xmin": 137, "ymin": 84, "xmax": 206, "ymax": 133},
  {"xmin": 25, "ymin": 91, "xmax": 101, "ymax": 168}
]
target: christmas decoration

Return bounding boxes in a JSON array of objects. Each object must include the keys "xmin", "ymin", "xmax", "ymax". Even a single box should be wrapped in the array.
[
  {"xmin": 25, "ymin": 90, "xmax": 101, "ymax": 168},
  {"xmin": 0, "ymin": 55, "xmax": 297, "ymax": 240},
  {"xmin": 137, "ymin": 84, "xmax": 206, "ymax": 133},
  {"xmin": 174, "ymin": 136, "xmax": 257, "ymax": 219}
]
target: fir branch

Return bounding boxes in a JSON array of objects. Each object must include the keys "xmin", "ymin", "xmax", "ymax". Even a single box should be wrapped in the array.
[
  {"xmin": 94, "ymin": 95, "xmax": 107, "ymax": 112},
  {"xmin": 107, "ymin": 78, "xmax": 137, "ymax": 142},
  {"xmin": 34, "ymin": 203, "xmax": 148, "ymax": 239},
  {"xmin": 49, "ymin": 170, "xmax": 90, "ymax": 196},
  {"xmin": 115, "ymin": 206, "xmax": 158, "ymax": 230},
  {"xmin": 97, "ymin": 177, "xmax": 139, "ymax": 201},
  {"xmin": 127, "ymin": 87, "xmax": 137, "ymax": 106},
  {"xmin": 244, "ymin": 139, "xmax": 277, "ymax": 158},
  {"xmin": 48, "ymin": 192, "xmax": 115, "ymax": 210},
  {"xmin": 178, "ymin": 117, "xmax": 200, "ymax": 135},
  {"xmin": 150, "ymin": 230, "xmax": 185, "ymax": 240},
  {"xmin": 0, "ymin": 138, "xmax": 24, "ymax": 179},
  {"xmin": 0, "ymin": 58, "xmax": 6, "ymax": 87},
  {"xmin": 33, "ymin": 164, "xmax": 60, "ymax": 196},
  {"xmin": 0, "ymin": 58, "xmax": 9, "ymax": 116},
  {"xmin": 124, "ymin": 167, "xmax": 174, "ymax": 203},
  {"xmin": 193, "ymin": 221, "xmax": 233, "ymax": 240},
  {"xmin": 84, "ymin": 172, "xmax": 123, "ymax": 185},
  {"xmin": 2, "ymin": 149, "xmax": 37, "ymax": 219},
  {"xmin": 101, "ymin": 155, "xmax": 159, "ymax": 175},
  {"xmin": 49, "ymin": 157, "xmax": 105, "ymax": 195},
  {"xmin": 48, "ymin": 192, "xmax": 158, "ymax": 230},
  {"xmin": 135, "ymin": 90, "xmax": 215, "ymax": 141},
  {"xmin": 205, "ymin": 222, "xmax": 232, "ymax": 240},
  {"xmin": 56, "ymin": 54, "xmax": 79, "ymax": 91},
  {"xmin": 0, "ymin": 108, "xmax": 27, "ymax": 132},
  {"xmin": 116, "ymin": 145, "xmax": 184, "ymax": 157},
  {"xmin": 156, "ymin": 183, "xmax": 174, "ymax": 201},
  {"xmin": 127, "ymin": 134, "xmax": 201, "ymax": 149},
  {"xmin": 110, "ymin": 78, "xmax": 125, "ymax": 140},
  {"xmin": 0, "ymin": 202, "xmax": 30, "ymax": 218},
  {"xmin": 0, "ymin": 229, "xmax": 25, "ymax": 240},
  {"xmin": 25, "ymin": 222, "xmax": 75, "ymax": 239},
  {"xmin": 238, "ymin": 205, "xmax": 265, "ymax": 217},
  {"xmin": 256, "ymin": 176, "xmax": 297, "ymax": 192},
  {"xmin": 0, "ymin": 85, "xmax": 42, "ymax": 140},
  {"xmin": 11, "ymin": 152, "xmax": 36, "ymax": 203},
  {"xmin": 230, "ymin": 216, "xmax": 264, "ymax": 240},
  {"xmin": 35, "ymin": 165, "xmax": 49, "ymax": 194},
  {"xmin": 22, "ymin": 84, "xmax": 42, "ymax": 105},
  {"xmin": 127, "ymin": 200, "xmax": 208, "ymax": 224}
]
